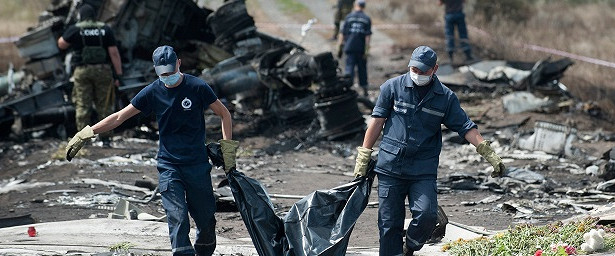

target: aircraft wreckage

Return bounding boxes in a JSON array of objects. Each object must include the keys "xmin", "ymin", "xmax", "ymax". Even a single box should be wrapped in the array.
[{"xmin": 0, "ymin": 0, "xmax": 365, "ymax": 141}]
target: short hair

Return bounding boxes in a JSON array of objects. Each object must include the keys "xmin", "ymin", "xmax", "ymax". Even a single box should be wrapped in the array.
[{"xmin": 78, "ymin": 4, "xmax": 96, "ymax": 20}]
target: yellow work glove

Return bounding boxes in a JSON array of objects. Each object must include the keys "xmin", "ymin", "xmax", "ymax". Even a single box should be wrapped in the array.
[
  {"xmin": 364, "ymin": 45, "xmax": 370, "ymax": 58},
  {"xmin": 476, "ymin": 140, "xmax": 506, "ymax": 178},
  {"xmin": 219, "ymin": 139, "xmax": 239, "ymax": 173},
  {"xmin": 353, "ymin": 146, "xmax": 373, "ymax": 177},
  {"xmin": 66, "ymin": 125, "xmax": 95, "ymax": 161}
]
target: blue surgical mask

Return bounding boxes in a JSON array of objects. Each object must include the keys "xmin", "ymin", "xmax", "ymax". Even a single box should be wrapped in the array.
[{"xmin": 159, "ymin": 72, "xmax": 181, "ymax": 86}]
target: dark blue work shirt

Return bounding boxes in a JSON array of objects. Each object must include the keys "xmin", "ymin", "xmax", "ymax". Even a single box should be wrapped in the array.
[
  {"xmin": 441, "ymin": 0, "xmax": 464, "ymax": 14},
  {"xmin": 372, "ymin": 73, "xmax": 477, "ymax": 179},
  {"xmin": 131, "ymin": 74, "xmax": 218, "ymax": 164},
  {"xmin": 341, "ymin": 10, "xmax": 372, "ymax": 53}
]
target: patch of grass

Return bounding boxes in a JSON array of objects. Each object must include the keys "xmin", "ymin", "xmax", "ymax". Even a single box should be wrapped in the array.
[
  {"xmin": 274, "ymin": 0, "xmax": 308, "ymax": 15},
  {"xmin": 0, "ymin": 0, "xmax": 45, "ymax": 22},
  {"xmin": 109, "ymin": 241, "xmax": 135, "ymax": 254},
  {"xmin": 0, "ymin": 0, "xmax": 47, "ymax": 34},
  {"xmin": 0, "ymin": 0, "xmax": 48, "ymax": 70},
  {"xmin": 443, "ymin": 217, "xmax": 615, "ymax": 256}
]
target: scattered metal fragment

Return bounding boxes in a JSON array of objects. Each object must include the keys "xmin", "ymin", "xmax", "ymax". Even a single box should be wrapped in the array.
[
  {"xmin": 517, "ymin": 121, "xmax": 577, "ymax": 156},
  {"xmin": 0, "ymin": 179, "xmax": 55, "ymax": 194},
  {"xmin": 76, "ymin": 178, "xmax": 151, "ymax": 194},
  {"xmin": 596, "ymin": 180, "xmax": 615, "ymax": 193},
  {"xmin": 133, "ymin": 175, "xmax": 157, "ymax": 191},
  {"xmin": 505, "ymin": 168, "xmax": 545, "ymax": 184},
  {"xmin": 478, "ymin": 195, "xmax": 502, "ymax": 204},
  {"xmin": 0, "ymin": 214, "xmax": 36, "ymax": 228},
  {"xmin": 502, "ymin": 91, "xmax": 552, "ymax": 114},
  {"xmin": 43, "ymin": 189, "xmax": 78, "ymax": 195},
  {"xmin": 109, "ymin": 198, "xmax": 166, "ymax": 222}
]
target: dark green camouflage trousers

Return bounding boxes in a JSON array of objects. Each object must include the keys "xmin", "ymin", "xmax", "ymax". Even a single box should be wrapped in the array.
[
  {"xmin": 71, "ymin": 64, "xmax": 114, "ymax": 139},
  {"xmin": 333, "ymin": 2, "xmax": 353, "ymax": 37}
]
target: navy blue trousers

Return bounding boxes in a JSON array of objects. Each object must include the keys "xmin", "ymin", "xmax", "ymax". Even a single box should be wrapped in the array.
[
  {"xmin": 158, "ymin": 161, "xmax": 217, "ymax": 256},
  {"xmin": 344, "ymin": 51, "xmax": 368, "ymax": 87},
  {"xmin": 377, "ymin": 173, "xmax": 438, "ymax": 255},
  {"xmin": 444, "ymin": 12, "xmax": 471, "ymax": 55}
]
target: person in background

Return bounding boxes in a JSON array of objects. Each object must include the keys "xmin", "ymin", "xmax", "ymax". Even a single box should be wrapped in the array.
[
  {"xmin": 338, "ymin": 0, "xmax": 372, "ymax": 97},
  {"xmin": 439, "ymin": 0, "xmax": 474, "ymax": 63},
  {"xmin": 352, "ymin": 46, "xmax": 504, "ymax": 255},
  {"xmin": 331, "ymin": 0, "xmax": 355, "ymax": 41},
  {"xmin": 65, "ymin": 45, "xmax": 239, "ymax": 256},
  {"xmin": 57, "ymin": 4, "xmax": 123, "ymax": 147}
]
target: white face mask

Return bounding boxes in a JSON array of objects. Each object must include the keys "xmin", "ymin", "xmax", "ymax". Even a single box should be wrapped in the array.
[{"xmin": 410, "ymin": 71, "xmax": 432, "ymax": 86}]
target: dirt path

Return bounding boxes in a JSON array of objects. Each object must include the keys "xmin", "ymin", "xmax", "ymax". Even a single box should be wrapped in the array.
[
  {"xmin": 250, "ymin": 0, "xmax": 332, "ymax": 54},
  {"xmin": 251, "ymin": 0, "xmax": 403, "ymax": 90},
  {"xmin": 301, "ymin": 0, "xmax": 401, "ymax": 89},
  {"xmin": 300, "ymin": 0, "xmax": 396, "ymax": 54}
]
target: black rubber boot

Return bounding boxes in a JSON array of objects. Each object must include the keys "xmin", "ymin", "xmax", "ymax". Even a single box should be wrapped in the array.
[
  {"xmin": 448, "ymin": 51, "xmax": 454, "ymax": 63},
  {"xmin": 403, "ymin": 244, "xmax": 414, "ymax": 256},
  {"xmin": 101, "ymin": 137, "xmax": 112, "ymax": 148},
  {"xmin": 464, "ymin": 50, "xmax": 475, "ymax": 62}
]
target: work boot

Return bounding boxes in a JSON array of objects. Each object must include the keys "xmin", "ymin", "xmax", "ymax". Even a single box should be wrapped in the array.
[
  {"xmin": 361, "ymin": 86, "xmax": 368, "ymax": 97},
  {"xmin": 403, "ymin": 244, "xmax": 414, "ymax": 256},
  {"xmin": 101, "ymin": 138, "xmax": 112, "ymax": 148},
  {"xmin": 464, "ymin": 51, "xmax": 475, "ymax": 62}
]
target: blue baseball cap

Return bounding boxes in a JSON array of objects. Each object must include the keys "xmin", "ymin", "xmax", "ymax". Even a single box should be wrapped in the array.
[
  {"xmin": 356, "ymin": 0, "xmax": 366, "ymax": 7},
  {"xmin": 152, "ymin": 45, "xmax": 177, "ymax": 76},
  {"xmin": 408, "ymin": 46, "xmax": 437, "ymax": 72}
]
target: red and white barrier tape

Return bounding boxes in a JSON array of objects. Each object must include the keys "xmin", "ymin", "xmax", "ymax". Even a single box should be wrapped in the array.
[
  {"xmin": 466, "ymin": 25, "xmax": 615, "ymax": 69},
  {"xmin": 521, "ymin": 43, "xmax": 615, "ymax": 69},
  {"xmin": 0, "ymin": 36, "xmax": 19, "ymax": 44},
  {"xmin": 255, "ymin": 22, "xmax": 420, "ymax": 30}
]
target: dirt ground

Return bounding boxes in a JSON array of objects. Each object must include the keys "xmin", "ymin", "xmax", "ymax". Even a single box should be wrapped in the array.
[{"xmin": 2, "ymin": 0, "xmax": 615, "ymax": 253}]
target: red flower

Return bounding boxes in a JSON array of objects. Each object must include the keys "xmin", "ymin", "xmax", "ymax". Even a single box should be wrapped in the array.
[
  {"xmin": 534, "ymin": 249, "xmax": 543, "ymax": 256},
  {"xmin": 564, "ymin": 245, "xmax": 576, "ymax": 255}
]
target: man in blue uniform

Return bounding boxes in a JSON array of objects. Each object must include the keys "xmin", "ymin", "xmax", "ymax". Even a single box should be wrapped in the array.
[
  {"xmin": 338, "ymin": 0, "xmax": 371, "ymax": 96},
  {"xmin": 352, "ymin": 46, "xmax": 504, "ymax": 255},
  {"xmin": 64, "ymin": 45, "xmax": 238, "ymax": 256},
  {"xmin": 439, "ymin": 0, "xmax": 474, "ymax": 62}
]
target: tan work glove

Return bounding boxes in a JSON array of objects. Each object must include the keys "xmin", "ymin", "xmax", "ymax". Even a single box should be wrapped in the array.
[
  {"xmin": 476, "ymin": 140, "xmax": 506, "ymax": 177},
  {"xmin": 353, "ymin": 146, "xmax": 373, "ymax": 177},
  {"xmin": 66, "ymin": 125, "xmax": 95, "ymax": 161},
  {"xmin": 364, "ymin": 45, "xmax": 370, "ymax": 58},
  {"xmin": 219, "ymin": 139, "xmax": 239, "ymax": 173}
]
